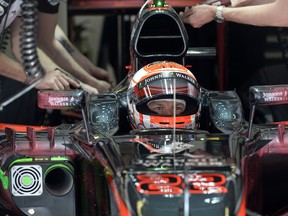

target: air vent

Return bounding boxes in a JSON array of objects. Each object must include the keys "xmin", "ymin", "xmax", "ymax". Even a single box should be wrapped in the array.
[
  {"xmin": 11, "ymin": 165, "xmax": 43, "ymax": 196},
  {"xmin": 134, "ymin": 13, "xmax": 187, "ymax": 57}
]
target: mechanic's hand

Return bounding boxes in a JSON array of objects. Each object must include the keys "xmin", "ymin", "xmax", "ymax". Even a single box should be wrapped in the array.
[
  {"xmin": 87, "ymin": 65, "xmax": 115, "ymax": 85},
  {"xmin": 179, "ymin": 5, "xmax": 216, "ymax": 28},
  {"xmin": 36, "ymin": 68, "xmax": 100, "ymax": 94},
  {"xmin": 85, "ymin": 76, "xmax": 113, "ymax": 93},
  {"xmin": 35, "ymin": 68, "xmax": 80, "ymax": 90},
  {"xmin": 79, "ymin": 81, "xmax": 98, "ymax": 94}
]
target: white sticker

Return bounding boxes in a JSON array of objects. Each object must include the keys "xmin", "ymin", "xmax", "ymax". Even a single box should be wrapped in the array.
[
  {"xmin": 48, "ymin": 0, "xmax": 60, "ymax": 6},
  {"xmin": 0, "ymin": 6, "xmax": 4, "ymax": 16}
]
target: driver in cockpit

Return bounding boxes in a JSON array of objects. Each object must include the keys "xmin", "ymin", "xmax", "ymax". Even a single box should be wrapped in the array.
[{"xmin": 127, "ymin": 61, "xmax": 201, "ymax": 130}]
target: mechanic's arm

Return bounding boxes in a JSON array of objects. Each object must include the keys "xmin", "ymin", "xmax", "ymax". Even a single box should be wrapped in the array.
[
  {"xmin": 10, "ymin": 17, "xmax": 81, "ymax": 90},
  {"xmin": 55, "ymin": 25, "xmax": 115, "ymax": 85},
  {"xmin": 230, "ymin": 0, "xmax": 275, "ymax": 7},
  {"xmin": 37, "ymin": 12, "xmax": 111, "ymax": 93},
  {"xmin": 0, "ymin": 52, "xmax": 27, "ymax": 83},
  {"xmin": 36, "ymin": 49, "xmax": 98, "ymax": 93},
  {"xmin": 220, "ymin": 0, "xmax": 287, "ymax": 26},
  {"xmin": 180, "ymin": 0, "xmax": 288, "ymax": 27}
]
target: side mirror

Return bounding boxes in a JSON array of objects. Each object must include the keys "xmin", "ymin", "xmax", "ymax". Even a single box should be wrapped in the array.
[
  {"xmin": 37, "ymin": 90, "xmax": 119, "ymax": 137},
  {"xmin": 249, "ymin": 85, "xmax": 288, "ymax": 106},
  {"xmin": 37, "ymin": 90, "xmax": 85, "ymax": 110},
  {"xmin": 248, "ymin": 85, "xmax": 288, "ymax": 139}
]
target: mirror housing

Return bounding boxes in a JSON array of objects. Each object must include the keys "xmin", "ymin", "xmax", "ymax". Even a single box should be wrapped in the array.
[
  {"xmin": 208, "ymin": 91, "xmax": 244, "ymax": 134},
  {"xmin": 37, "ymin": 90, "xmax": 85, "ymax": 110},
  {"xmin": 86, "ymin": 93, "xmax": 119, "ymax": 136}
]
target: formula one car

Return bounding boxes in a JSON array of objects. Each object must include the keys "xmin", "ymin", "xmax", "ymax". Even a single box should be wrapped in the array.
[{"xmin": 0, "ymin": 0, "xmax": 288, "ymax": 216}]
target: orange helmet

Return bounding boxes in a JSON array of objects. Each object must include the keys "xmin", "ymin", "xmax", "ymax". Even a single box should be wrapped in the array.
[{"xmin": 127, "ymin": 61, "xmax": 200, "ymax": 130}]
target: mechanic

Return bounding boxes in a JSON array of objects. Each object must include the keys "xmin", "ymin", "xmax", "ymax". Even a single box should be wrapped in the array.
[
  {"xmin": 0, "ymin": 0, "xmax": 113, "ymax": 125},
  {"xmin": 179, "ymin": 0, "xmax": 288, "ymax": 28}
]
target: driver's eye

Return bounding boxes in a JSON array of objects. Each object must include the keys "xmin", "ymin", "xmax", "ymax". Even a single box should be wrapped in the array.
[
  {"xmin": 176, "ymin": 105, "xmax": 185, "ymax": 112},
  {"xmin": 153, "ymin": 106, "xmax": 164, "ymax": 112}
]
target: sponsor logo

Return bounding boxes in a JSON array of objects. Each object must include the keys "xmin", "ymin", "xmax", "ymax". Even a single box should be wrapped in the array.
[
  {"xmin": 134, "ymin": 173, "xmax": 228, "ymax": 195},
  {"xmin": 48, "ymin": 0, "xmax": 60, "ymax": 6},
  {"xmin": 262, "ymin": 91, "xmax": 288, "ymax": 102},
  {"xmin": 48, "ymin": 97, "xmax": 71, "ymax": 106},
  {"xmin": 138, "ymin": 72, "xmax": 195, "ymax": 89}
]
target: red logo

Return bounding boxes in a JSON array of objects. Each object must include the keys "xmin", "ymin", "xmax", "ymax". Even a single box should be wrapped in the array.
[{"xmin": 135, "ymin": 173, "xmax": 228, "ymax": 195}]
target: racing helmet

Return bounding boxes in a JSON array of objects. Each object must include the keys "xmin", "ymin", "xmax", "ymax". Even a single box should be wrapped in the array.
[{"xmin": 127, "ymin": 61, "xmax": 200, "ymax": 129}]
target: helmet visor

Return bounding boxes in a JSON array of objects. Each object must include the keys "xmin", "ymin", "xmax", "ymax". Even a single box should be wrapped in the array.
[{"xmin": 129, "ymin": 73, "xmax": 200, "ymax": 116}]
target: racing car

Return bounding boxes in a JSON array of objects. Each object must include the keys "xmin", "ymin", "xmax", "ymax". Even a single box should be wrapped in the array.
[{"xmin": 0, "ymin": 0, "xmax": 287, "ymax": 216}]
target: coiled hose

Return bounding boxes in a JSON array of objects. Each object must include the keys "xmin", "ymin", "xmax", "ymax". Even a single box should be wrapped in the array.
[{"xmin": 20, "ymin": 0, "xmax": 44, "ymax": 83}]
